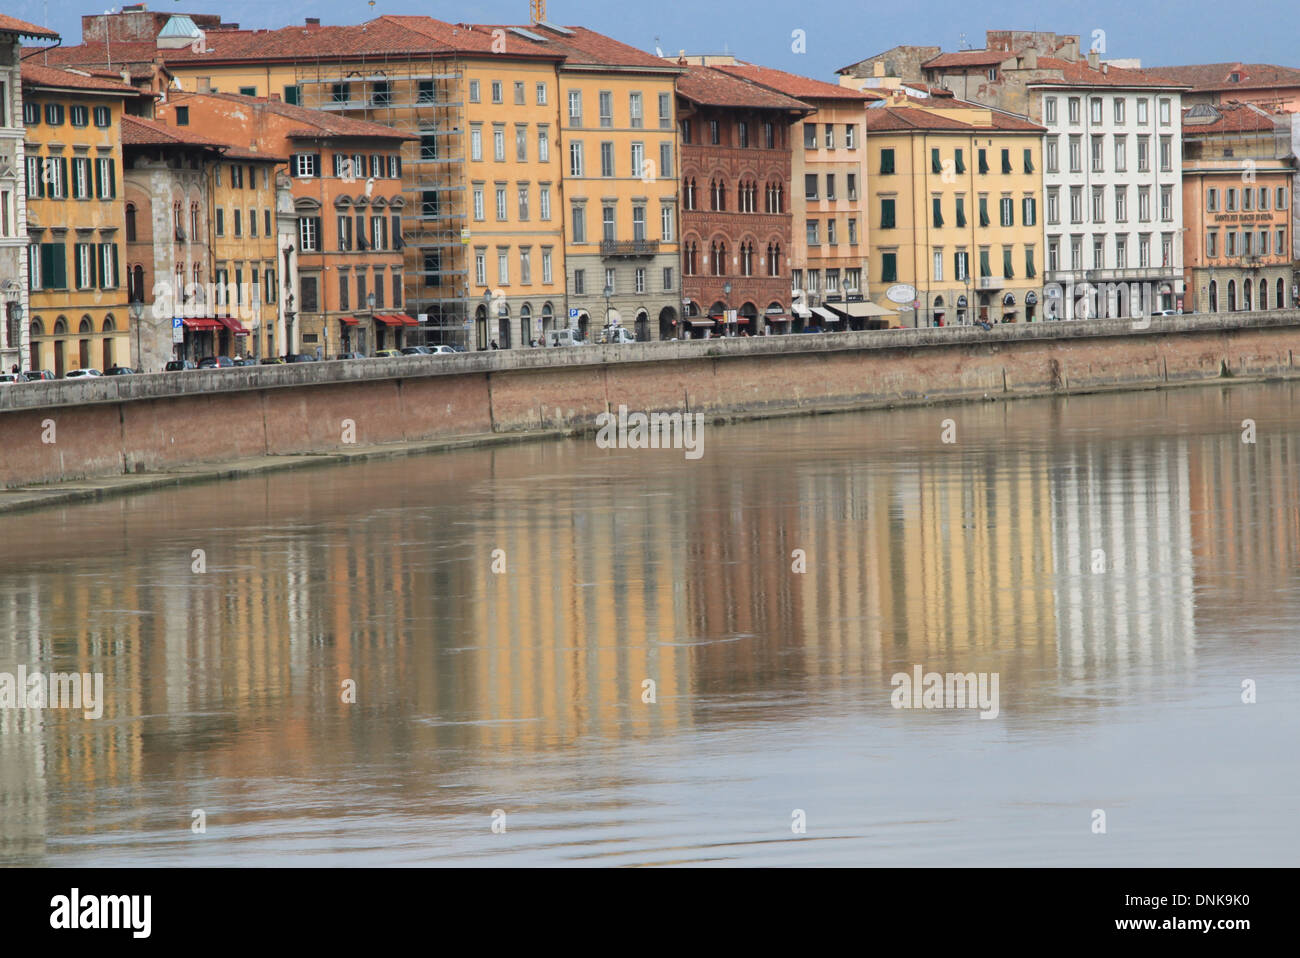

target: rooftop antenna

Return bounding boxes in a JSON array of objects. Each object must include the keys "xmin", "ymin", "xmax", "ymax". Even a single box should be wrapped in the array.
[
  {"xmin": 655, "ymin": 34, "xmax": 662, "ymax": 58},
  {"xmin": 531, "ymin": 0, "xmax": 546, "ymax": 24}
]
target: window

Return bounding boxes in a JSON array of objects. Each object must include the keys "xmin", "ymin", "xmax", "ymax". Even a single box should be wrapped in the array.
[
  {"xmin": 979, "ymin": 248, "xmax": 991, "ymax": 277},
  {"xmin": 1091, "ymin": 187, "xmax": 1104, "ymax": 224},
  {"xmin": 298, "ymin": 217, "xmax": 320, "ymax": 252},
  {"xmin": 1159, "ymin": 98, "xmax": 1171, "ymax": 125},
  {"xmin": 518, "ymin": 183, "xmax": 530, "ymax": 221},
  {"xmin": 844, "ymin": 124, "xmax": 857, "ymax": 150},
  {"xmin": 1025, "ymin": 246, "xmax": 1036, "ymax": 279},
  {"xmin": 70, "ymin": 104, "xmax": 88, "ymax": 127},
  {"xmin": 514, "ymin": 81, "xmax": 525, "ymax": 105},
  {"xmin": 573, "ymin": 270, "xmax": 585, "ymax": 294},
  {"xmin": 1023, "ymin": 148, "xmax": 1034, "ymax": 173},
  {"xmin": 827, "ymin": 220, "xmax": 837, "ymax": 245},
  {"xmin": 738, "ymin": 121, "xmax": 749, "ymax": 148},
  {"xmin": 635, "ymin": 267, "xmax": 645, "ymax": 293},
  {"xmin": 416, "ymin": 81, "xmax": 435, "ymax": 104},
  {"xmin": 1091, "ymin": 135, "xmax": 1104, "ymax": 172},
  {"xmin": 933, "ymin": 250, "xmax": 944, "ymax": 282},
  {"xmin": 72, "ymin": 157, "xmax": 90, "ymax": 199},
  {"xmin": 848, "ymin": 218, "xmax": 858, "ymax": 245},
  {"xmin": 663, "ymin": 266, "xmax": 673, "ymax": 290},
  {"xmin": 1070, "ymin": 187, "xmax": 1083, "ymax": 224},
  {"xmin": 933, "ymin": 197, "xmax": 944, "ymax": 227},
  {"xmin": 661, "ymin": 205, "xmax": 674, "ymax": 242},
  {"xmin": 569, "ymin": 141, "xmax": 584, "ymax": 177},
  {"xmin": 497, "ymin": 248, "xmax": 509, "ymax": 285},
  {"xmin": 599, "ymin": 91, "xmax": 613, "ymax": 127},
  {"xmin": 469, "ymin": 80, "xmax": 481, "ymax": 103},
  {"xmin": 516, "ymin": 124, "xmax": 528, "ymax": 162},
  {"xmin": 1160, "ymin": 136, "xmax": 1172, "ymax": 171},
  {"xmin": 1278, "ymin": 187, "xmax": 1288, "ymax": 208},
  {"xmin": 543, "ymin": 248, "xmax": 554, "ymax": 284},
  {"xmin": 1022, "ymin": 196, "xmax": 1036, "ymax": 227},
  {"xmin": 234, "ymin": 209, "xmax": 242, "ymax": 237},
  {"xmin": 1048, "ymin": 238, "xmax": 1060, "ymax": 272},
  {"xmin": 805, "ymin": 174, "xmax": 819, "ymax": 200},
  {"xmin": 1093, "ymin": 237, "xmax": 1105, "ymax": 268},
  {"xmin": 1003, "ymin": 246, "xmax": 1015, "ymax": 278},
  {"xmin": 1137, "ymin": 98, "xmax": 1149, "ymax": 124},
  {"xmin": 1277, "ymin": 229, "xmax": 1287, "ymax": 256},
  {"xmin": 1069, "ymin": 136, "xmax": 1082, "ymax": 172},
  {"xmin": 372, "ymin": 81, "xmax": 391, "ymax": 106},
  {"xmin": 338, "ymin": 214, "xmax": 353, "ymax": 251},
  {"xmin": 1137, "ymin": 136, "xmax": 1150, "ymax": 171},
  {"xmin": 1045, "ymin": 97, "xmax": 1057, "ymax": 124},
  {"xmin": 45, "ymin": 103, "xmax": 64, "ymax": 126},
  {"xmin": 1000, "ymin": 196, "xmax": 1013, "ymax": 227},
  {"xmin": 806, "ymin": 220, "xmax": 819, "ymax": 246},
  {"xmin": 605, "ymin": 267, "xmax": 616, "ymax": 292},
  {"xmin": 538, "ymin": 126, "xmax": 550, "ymax": 163},
  {"xmin": 473, "ymin": 185, "xmax": 485, "ymax": 221},
  {"xmin": 74, "ymin": 243, "xmax": 92, "ymax": 289},
  {"xmin": 216, "ymin": 208, "xmax": 225, "ymax": 236},
  {"xmin": 471, "ymin": 125, "xmax": 483, "ymax": 162},
  {"xmin": 880, "ymin": 252, "xmax": 897, "ymax": 283},
  {"xmin": 1139, "ymin": 186, "xmax": 1151, "ymax": 221},
  {"xmin": 491, "ymin": 80, "xmax": 503, "ymax": 104},
  {"xmin": 879, "ymin": 148, "xmax": 895, "ymax": 174},
  {"xmin": 1046, "ymin": 138, "xmax": 1059, "ymax": 172},
  {"xmin": 629, "ymin": 92, "xmax": 643, "ymax": 128},
  {"xmin": 825, "ymin": 124, "xmax": 835, "ymax": 149},
  {"xmin": 1206, "ymin": 231, "xmax": 1218, "ymax": 258},
  {"xmin": 338, "ymin": 273, "xmax": 350, "ymax": 311},
  {"xmin": 1090, "ymin": 97, "xmax": 1103, "ymax": 124},
  {"xmin": 1227, "ymin": 188, "xmax": 1238, "ymax": 211},
  {"xmin": 880, "ymin": 197, "xmax": 896, "ymax": 229},
  {"xmin": 764, "ymin": 122, "xmax": 774, "ymax": 149},
  {"xmin": 293, "ymin": 153, "xmax": 319, "ymax": 178},
  {"xmin": 659, "ymin": 142, "xmax": 672, "ymax": 179},
  {"xmin": 1114, "ymin": 135, "xmax": 1127, "ymax": 172},
  {"xmin": 659, "ymin": 92, "xmax": 671, "ymax": 128},
  {"xmin": 23, "ymin": 101, "xmax": 39, "ymax": 125},
  {"xmin": 572, "ymin": 205, "xmax": 586, "ymax": 243},
  {"xmin": 569, "ymin": 90, "xmax": 583, "ymax": 126},
  {"xmin": 602, "ymin": 204, "xmax": 616, "ymax": 242},
  {"xmin": 1047, "ymin": 189, "xmax": 1059, "ymax": 225},
  {"xmin": 96, "ymin": 104, "xmax": 113, "ymax": 126},
  {"xmin": 979, "ymin": 195, "xmax": 990, "ymax": 227},
  {"xmin": 475, "ymin": 248, "xmax": 487, "ymax": 286},
  {"xmin": 955, "ymin": 195, "xmax": 967, "ymax": 228},
  {"xmin": 540, "ymin": 185, "xmax": 552, "ymax": 221},
  {"xmin": 1001, "ymin": 149, "xmax": 1012, "ymax": 174},
  {"xmin": 1160, "ymin": 186, "xmax": 1172, "ymax": 222},
  {"xmin": 804, "ymin": 124, "xmax": 817, "ymax": 150},
  {"xmin": 496, "ymin": 186, "xmax": 507, "ymax": 221},
  {"xmin": 847, "ymin": 173, "xmax": 858, "ymax": 201},
  {"xmin": 1115, "ymin": 186, "xmax": 1128, "ymax": 222},
  {"xmin": 1068, "ymin": 97, "xmax": 1081, "ymax": 124},
  {"xmin": 493, "ymin": 125, "xmax": 506, "ymax": 162},
  {"xmin": 931, "ymin": 148, "xmax": 942, "ymax": 174},
  {"xmin": 520, "ymin": 247, "xmax": 531, "ymax": 284},
  {"xmin": 825, "ymin": 174, "xmax": 836, "ymax": 201},
  {"xmin": 1115, "ymin": 235, "xmax": 1127, "ymax": 267},
  {"xmin": 631, "ymin": 142, "xmax": 644, "ymax": 178}
]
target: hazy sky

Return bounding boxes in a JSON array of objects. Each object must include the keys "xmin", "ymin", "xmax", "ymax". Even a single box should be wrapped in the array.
[{"xmin": 14, "ymin": 0, "xmax": 1297, "ymax": 77}]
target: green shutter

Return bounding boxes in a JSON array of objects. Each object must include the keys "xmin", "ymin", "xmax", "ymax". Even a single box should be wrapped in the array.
[
  {"xmin": 933, "ymin": 197, "xmax": 943, "ymax": 227},
  {"xmin": 978, "ymin": 149, "xmax": 988, "ymax": 174},
  {"xmin": 1023, "ymin": 148, "xmax": 1034, "ymax": 173},
  {"xmin": 1025, "ymin": 247, "xmax": 1036, "ymax": 278},
  {"xmin": 956, "ymin": 198, "xmax": 967, "ymax": 227},
  {"xmin": 979, "ymin": 197, "xmax": 989, "ymax": 227},
  {"xmin": 881, "ymin": 198, "xmax": 895, "ymax": 229},
  {"xmin": 1003, "ymin": 248, "xmax": 1014, "ymax": 278},
  {"xmin": 931, "ymin": 148, "xmax": 941, "ymax": 174},
  {"xmin": 880, "ymin": 149, "xmax": 894, "ymax": 175},
  {"xmin": 954, "ymin": 149, "xmax": 965, "ymax": 174},
  {"xmin": 881, "ymin": 252, "xmax": 897, "ymax": 283},
  {"xmin": 979, "ymin": 249, "xmax": 991, "ymax": 277},
  {"xmin": 1001, "ymin": 149, "xmax": 1011, "ymax": 174}
]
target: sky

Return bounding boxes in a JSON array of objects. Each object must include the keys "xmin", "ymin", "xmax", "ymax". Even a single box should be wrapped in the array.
[{"xmin": 12, "ymin": 0, "xmax": 1299, "ymax": 77}]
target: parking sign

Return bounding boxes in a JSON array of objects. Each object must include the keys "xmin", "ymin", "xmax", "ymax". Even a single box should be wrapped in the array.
[{"xmin": 172, "ymin": 316, "xmax": 184, "ymax": 344}]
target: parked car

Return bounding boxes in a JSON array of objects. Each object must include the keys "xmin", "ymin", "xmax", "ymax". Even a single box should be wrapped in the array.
[
  {"xmin": 105, "ymin": 365, "xmax": 138, "ymax": 376},
  {"xmin": 286, "ymin": 353, "xmax": 317, "ymax": 363},
  {"xmin": 375, "ymin": 349, "xmax": 402, "ymax": 358},
  {"xmin": 333, "ymin": 352, "xmax": 366, "ymax": 361},
  {"xmin": 165, "ymin": 360, "xmax": 197, "ymax": 372},
  {"xmin": 1153, "ymin": 309, "xmax": 1183, "ymax": 316},
  {"xmin": 400, "ymin": 345, "xmax": 433, "ymax": 356},
  {"xmin": 259, "ymin": 357, "xmax": 286, "ymax": 365},
  {"xmin": 0, "ymin": 373, "xmax": 18, "ymax": 385},
  {"xmin": 799, "ymin": 326, "xmax": 825, "ymax": 334},
  {"xmin": 429, "ymin": 344, "xmax": 458, "ymax": 355},
  {"xmin": 197, "ymin": 356, "xmax": 235, "ymax": 369},
  {"xmin": 64, "ymin": 368, "xmax": 103, "ymax": 378},
  {"xmin": 232, "ymin": 358, "xmax": 260, "ymax": 367},
  {"xmin": 447, "ymin": 344, "xmax": 468, "ymax": 353},
  {"xmin": 22, "ymin": 369, "xmax": 55, "ymax": 382},
  {"xmin": 545, "ymin": 328, "xmax": 587, "ymax": 347}
]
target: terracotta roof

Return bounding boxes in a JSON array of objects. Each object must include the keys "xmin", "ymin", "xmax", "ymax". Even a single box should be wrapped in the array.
[
  {"xmin": 1182, "ymin": 102, "xmax": 1277, "ymax": 134},
  {"xmin": 713, "ymin": 63, "xmax": 873, "ymax": 101},
  {"xmin": 1144, "ymin": 62, "xmax": 1300, "ymax": 93},
  {"xmin": 923, "ymin": 49, "xmax": 1018, "ymax": 69},
  {"xmin": 0, "ymin": 13, "xmax": 58, "ymax": 39},
  {"xmin": 27, "ymin": 40, "xmax": 159, "ymax": 70},
  {"xmin": 1027, "ymin": 57, "xmax": 1188, "ymax": 89},
  {"xmin": 467, "ymin": 23, "xmax": 672, "ymax": 70},
  {"xmin": 171, "ymin": 91, "xmax": 417, "ymax": 141},
  {"xmin": 121, "ymin": 114, "xmax": 286, "ymax": 160},
  {"xmin": 676, "ymin": 65, "xmax": 813, "ymax": 111},
  {"xmin": 20, "ymin": 62, "xmax": 141, "ymax": 94},
  {"xmin": 864, "ymin": 102, "xmax": 1044, "ymax": 133}
]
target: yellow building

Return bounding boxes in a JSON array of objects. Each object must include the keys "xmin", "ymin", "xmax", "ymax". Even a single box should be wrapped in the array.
[
  {"xmin": 21, "ymin": 64, "xmax": 140, "ymax": 374},
  {"xmin": 864, "ymin": 91, "xmax": 1046, "ymax": 326},
  {"xmin": 540, "ymin": 28, "xmax": 682, "ymax": 342}
]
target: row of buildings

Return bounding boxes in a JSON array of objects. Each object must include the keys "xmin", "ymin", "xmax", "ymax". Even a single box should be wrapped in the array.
[{"xmin": 3, "ymin": 9, "xmax": 1300, "ymax": 372}]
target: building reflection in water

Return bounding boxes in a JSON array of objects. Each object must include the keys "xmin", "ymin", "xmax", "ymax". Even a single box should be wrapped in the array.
[{"xmin": 1, "ymin": 383, "xmax": 1297, "ymax": 862}]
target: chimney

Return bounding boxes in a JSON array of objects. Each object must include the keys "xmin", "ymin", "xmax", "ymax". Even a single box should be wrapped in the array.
[
  {"xmin": 1024, "ymin": 49, "xmax": 1037, "ymax": 70},
  {"xmin": 305, "ymin": 17, "xmax": 320, "ymax": 27},
  {"xmin": 1101, "ymin": 62, "xmax": 1109, "ymax": 75},
  {"xmin": 1087, "ymin": 49, "xmax": 1100, "ymax": 70}
]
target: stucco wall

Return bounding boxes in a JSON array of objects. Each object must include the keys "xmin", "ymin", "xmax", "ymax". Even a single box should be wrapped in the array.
[{"xmin": 2, "ymin": 312, "xmax": 1300, "ymax": 488}]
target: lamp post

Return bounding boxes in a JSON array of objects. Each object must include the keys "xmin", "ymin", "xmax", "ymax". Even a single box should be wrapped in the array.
[
  {"xmin": 6, "ymin": 300, "xmax": 23, "ymax": 375},
  {"xmin": 368, "ymin": 291, "xmax": 377, "ymax": 351},
  {"xmin": 481, "ymin": 289, "xmax": 492, "ymax": 350},
  {"xmin": 603, "ymin": 284, "xmax": 613, "ymax": 336},
  {"xmin": 129, "ymin": 300, "xmax": 143, "ymax": 371},
  {"xmin": 723, "ymin": 281, "xmax": 732, "ymax": 335}
]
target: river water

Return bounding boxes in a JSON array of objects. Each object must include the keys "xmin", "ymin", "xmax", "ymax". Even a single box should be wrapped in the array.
[{"xmin": 1, "ymin": 382, "xmax": 1297, "ymax": 866}]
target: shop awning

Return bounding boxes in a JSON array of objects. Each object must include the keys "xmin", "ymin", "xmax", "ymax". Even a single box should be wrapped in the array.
[
  {"xmin": 832, "ymin": 301, "xmax": 896, "ymax": 318},
  {"xmin": 812, "ymin": 307, "xmax": 841, "ymax": 322},
  {"xmin": 792, "ymin": 304, "xmax": 812, "ymax": 319},
  {"xmin": 339, "ymin": 316, "xmax": 360, "ymax": 326},
  {"xmin": 688, "ymin": 319, "xmax": 715, "ymax": 326},
  {"xmin": 181, "ymin": 317, "xmax": 223, "ymax": 330},
  {"xmin": 375, "ymin": 313, "xmax": 419, "ymax": 326},
  {"xmin": 216, "ymin": 315, "xmax": 251, "ymax": 335},
  {"xmin": 766, "ymin": 314, "xmax": 792, "ymax": 322}
]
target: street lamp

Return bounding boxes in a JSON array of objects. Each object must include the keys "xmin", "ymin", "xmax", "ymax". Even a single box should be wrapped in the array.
[
  {"xmin": 128, "ymin": 301, "xmax": 143, "ymax": 371},
  {"xmin": 603, "ymin": 284, "xmax": 613, "ymax": 332},
  {"xmin": 367, "ymin": 291, "xmax": 377, "ymax": 351},
  {"xmin": 6, "ymin": 300, "xmax": 23, "ymax": 374},
  {"xmin": 723, "ymin": 281, "xmax": 732, "ymax": 335}
]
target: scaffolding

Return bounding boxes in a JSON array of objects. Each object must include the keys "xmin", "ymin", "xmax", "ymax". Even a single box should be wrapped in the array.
[{"xmin": 294, "ymin": 52, "xmax": 469, "ymax": 344}]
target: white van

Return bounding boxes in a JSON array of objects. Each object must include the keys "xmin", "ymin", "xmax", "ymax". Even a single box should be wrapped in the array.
[
  {"xmin": 545, "ymin": 328, "xmax": 587, "ymax": 347},
  {"xmin": 599, "ymin": 326, "xmax": 637, "ymax": 345}
]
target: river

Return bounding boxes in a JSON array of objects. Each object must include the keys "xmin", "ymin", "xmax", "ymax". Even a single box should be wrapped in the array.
[{"xmin": 1, "ymin": 382, "xmax": 1297, "ymax": 865}]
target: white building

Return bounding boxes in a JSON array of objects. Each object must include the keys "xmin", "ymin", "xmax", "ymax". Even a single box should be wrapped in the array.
[
  {"xmin": 0, "ymin": 16, "xmax": 58, "ymax": 374},
  {"xmin": 1031, "ymin": 68, "xmax": 1190, "ymax": 318}
]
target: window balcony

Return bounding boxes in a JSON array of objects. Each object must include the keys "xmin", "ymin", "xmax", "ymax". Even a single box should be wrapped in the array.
[{"xmin": 600, "ymin": 240, "xmax": 660, "ymax": 258}]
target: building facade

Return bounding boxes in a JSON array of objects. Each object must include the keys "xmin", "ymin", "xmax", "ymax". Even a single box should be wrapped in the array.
[
  {"xmin": 1181, "ymin": 102, "xmax": 1295, "ymax": 314},
  {"xmin": 713, "ymin": 63, "xmax": 875, "ymax": 329},
  {"xmin": 864, "ymin": 93, "xmax": 1045, "ymax": 327},
  {"xmin": 675, "ymin": 65, "xmax": 809, "ymax": 337},
  {"xmin": 22, "ymin": 64, "xmax": 137, "ymax": 374},
  {"xmin": 0, "ymin": 15, "xmax": 58, "ymax": 374}
]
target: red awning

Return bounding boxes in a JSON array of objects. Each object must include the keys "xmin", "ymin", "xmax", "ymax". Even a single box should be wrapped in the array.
[
  {"xmin": 375, "ymin": 314, "xmax": 418, "ymax": 326},
  {"xmin": 339, "ymin": 316, "xmax": 360, "ymax": 326},
  {"xmin": 182, "ymin": 318, "xmax": 223, "ymax": 330},
  {"xmin": 216, "ymin": 315, "xmax": 251, "ymax": 335}
]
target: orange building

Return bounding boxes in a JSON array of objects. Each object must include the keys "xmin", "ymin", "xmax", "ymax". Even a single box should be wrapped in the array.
[{"xmin": 154, "ymin": 92, "xmax": 415, "ymax": 357}]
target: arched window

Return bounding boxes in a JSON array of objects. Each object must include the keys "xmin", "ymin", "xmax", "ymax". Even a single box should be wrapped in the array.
[
  {"xmin": 53, "ymin": 316, "xmax": 68, "ymax": 335},
  {"xmin": 130, "ymin": 264, "xmax": 145, "ymax": 303},
  {"xmin": 767, "ymin": 242, "xmax": 781, "ymax": 277},
  {"xmin": 1279, "ymin": 278, "xmax": 1287, "ymax": 310},
  {"xmin": 1227, "ymin": 280, "xmax": 1236, "ymax": 310},
  {"xmin": 711, "ymin": 240, "xmax": 727, "ymax": 276},
  {"xmin": 125, "ymin": 203, "xmax": 137, "ymax": 243},
  {"xmin": 102, "ymin": 315, "xmax": 115, "ymax": 333},
  {"xmin": 190, "ymin": 201, "xmax": 200, "ymax": 238},
  {"xmin": 30, "ymin": 317, "xmax": 44, "ymax": 338},
  {"xmin": 684, "ymin": 177, "xmax": 696, "ymax": 211},
  {"xmin": 1209, "ymin": 280, "xmax": 1218, "ymax": 312},
  {"xmin": 1259, "ymin": 281, "xmax": 1268, "ymax": 311},
  {"xmin": 79, "ymin": 316, "xmax": 93, "ymax": 334},
  {"xmin": 740, "ymin": 241, "xmax": 753, "ymax": 276},
  {"xmin": 1244, "ymin": 278, "xmax": 1252, "ymax": 310},
  {"xmin": 684, "ymin": 240, "xmax": 698, "ymax": 276}
]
